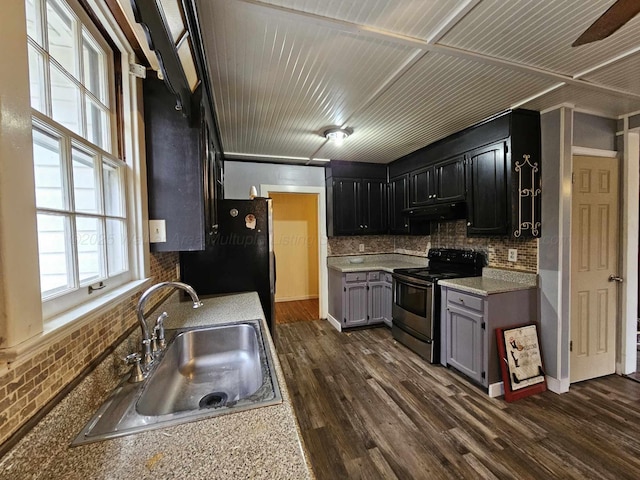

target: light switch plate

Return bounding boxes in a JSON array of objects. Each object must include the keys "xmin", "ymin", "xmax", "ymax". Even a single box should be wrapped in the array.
[
  {"xmin": 149, "ymin": 220, "xmax": 166, "ymax": 243},
  {"xmin": 508, "ymin": 248, "xmax": 517, "ymax": 262}
]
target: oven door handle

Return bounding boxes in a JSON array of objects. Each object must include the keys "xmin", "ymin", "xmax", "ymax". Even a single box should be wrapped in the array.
[{"xmin": 392, "ymin": 274, "xmax": 433, "ymax": 289}]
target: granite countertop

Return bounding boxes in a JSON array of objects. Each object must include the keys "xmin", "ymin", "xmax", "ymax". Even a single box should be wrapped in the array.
[
  {"xmin": 438, "ymin": 267, "xmax": 538, "ymax": 296},
  {"xmin": 0, "ymin": 292, "xmax": 313, "ymax": 480},
  {"xmin": 328, "ymin": 253, "xmax": 428, "ymax": 273}
]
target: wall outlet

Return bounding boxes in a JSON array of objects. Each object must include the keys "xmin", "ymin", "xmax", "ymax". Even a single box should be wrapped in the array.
[
  {"xmin": 359, "ymin": 243, "xmax": 365, "ymax": 252},
  {"xmin": 149, "ymin": 219, "xmax": 166, "ymax": 243},
  {"xmin": 508, "ymin": 248, "xmax": 518, "ymax": 262}
]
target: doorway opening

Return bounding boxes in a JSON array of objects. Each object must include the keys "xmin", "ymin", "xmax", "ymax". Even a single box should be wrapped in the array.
[
  {"xmin": 270, "ymin": 192, "xmax": 319, "ymax": 323},
  {"xmin": 260, "ymin": 184, "xmax": 329, "ymax": 322}
]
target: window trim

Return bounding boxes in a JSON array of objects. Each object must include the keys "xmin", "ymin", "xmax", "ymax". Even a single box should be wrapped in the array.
[{"xmin": 27, "ymin": 0, "xmax": 147, "ymax": 323}]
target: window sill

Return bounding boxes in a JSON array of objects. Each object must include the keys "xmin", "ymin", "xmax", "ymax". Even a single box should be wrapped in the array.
[{"xmin": 0, "ymin": 278, "xmax": 152, "ymax": 364}]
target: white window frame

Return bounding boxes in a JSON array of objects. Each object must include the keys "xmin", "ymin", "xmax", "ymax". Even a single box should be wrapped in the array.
[{"xmin": 26, "ymin": 0, "xmax": 143, "ymax": 321}]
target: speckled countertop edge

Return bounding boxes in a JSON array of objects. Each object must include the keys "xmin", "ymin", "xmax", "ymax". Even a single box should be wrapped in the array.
[
  {"xmin": 439, "ymin": 272, "xmax": 538, "ymax": 296},
  {"xmin": 328, "ymin": 253, "xmax": 428, "ymax": 273},
  {"xmin": 0, "ymin": 292, "xmax": 314, "ymax": 480}
]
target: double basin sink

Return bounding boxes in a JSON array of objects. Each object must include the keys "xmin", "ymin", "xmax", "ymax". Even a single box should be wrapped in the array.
[{"xmin": 73, "ymin": 319, "xmax": 281, "ymax": 445}]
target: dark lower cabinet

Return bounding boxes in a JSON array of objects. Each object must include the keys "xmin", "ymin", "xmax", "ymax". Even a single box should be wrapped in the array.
[{"xmin": 466, "ymin": 142, "xmax": 507, "ymax": 236}]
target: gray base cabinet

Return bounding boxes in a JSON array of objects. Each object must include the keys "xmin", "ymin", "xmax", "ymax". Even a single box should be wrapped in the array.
[
  {"xmin": 441, "ymin": 286, "xmax": 538, "ymax": 389},
  {"xmin": 329, "ymin": 269, "xmax": 393, "ymax": 328}
]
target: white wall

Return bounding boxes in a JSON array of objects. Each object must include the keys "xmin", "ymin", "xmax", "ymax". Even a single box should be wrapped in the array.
[{"xmin": 224, "ymin": 161, "xmax": 325, "ymax": 199}]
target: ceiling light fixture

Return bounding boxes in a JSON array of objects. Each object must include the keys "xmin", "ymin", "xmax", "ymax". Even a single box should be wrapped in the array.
[{"xmin": 323, "ymin": 127, "xmax": 352, "ymax": 146}]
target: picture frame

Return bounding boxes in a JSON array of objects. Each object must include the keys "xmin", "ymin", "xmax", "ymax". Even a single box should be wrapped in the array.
[{"xmin": 496, "ymin": 323, "xmax": 547, "ymax": 402}]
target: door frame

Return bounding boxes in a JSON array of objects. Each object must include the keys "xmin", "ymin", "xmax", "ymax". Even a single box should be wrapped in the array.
[
  {"xmin": 572, "ymin": 139, "xmax": 638, "ymax": 379},
  {"xmin": 260, "ymin": 184, "xmax": 328, "ymax": 319}
]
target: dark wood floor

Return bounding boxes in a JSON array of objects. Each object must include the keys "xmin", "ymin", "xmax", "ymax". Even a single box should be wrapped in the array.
[
  {"xmin": 275, "ymin": 299, "xmax": 319, "ymax": 324},
  {"xmin": 276, "ymin": 320, "xmax": 640, "ymax": 480}
]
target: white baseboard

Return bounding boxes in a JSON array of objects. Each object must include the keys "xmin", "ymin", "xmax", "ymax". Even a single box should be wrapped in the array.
[
  {"xmin": 488, "ymin": 382, "xmax": 504, "ymax": 398},
  {"xmin": 546, "ymin": 375, "xmax": 570, "ymax": 394},
  {"xmin": 275, "ymin": 295, "xmax": 319, "ymax": 303},
  {"xmin": 326, "ymin": 314, "xmax": 342, "ymax": 332}
]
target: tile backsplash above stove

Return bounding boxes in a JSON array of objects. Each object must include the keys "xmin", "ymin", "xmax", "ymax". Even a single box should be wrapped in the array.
[{"xmin": 328, "ymin": 220, "xmax": 537, "ymax": 273}]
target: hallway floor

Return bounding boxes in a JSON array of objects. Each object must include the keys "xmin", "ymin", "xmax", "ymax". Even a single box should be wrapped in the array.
[
  {"xmin": 275, "ymin": 298, "xmax": 319, "ymax": 324},
  {"xmin": 276, "ymin": 320, "xmax": 640, "ymax": 480}
]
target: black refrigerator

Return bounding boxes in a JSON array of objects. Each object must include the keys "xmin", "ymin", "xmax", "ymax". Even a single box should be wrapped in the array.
[{"xmin": 179, "ymin": 198, "xmax": 276, "ymax": 336}]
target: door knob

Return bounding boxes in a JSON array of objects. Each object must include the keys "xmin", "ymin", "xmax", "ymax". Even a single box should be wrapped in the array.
[{"xmin": 608, "ymin": 274, "xmax": 623, "ymax": 283}]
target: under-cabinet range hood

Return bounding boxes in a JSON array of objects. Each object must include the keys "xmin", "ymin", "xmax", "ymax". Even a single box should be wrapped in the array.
[{"xmin": 402, "ymin": 202, "xmax": 466, "ymax": 221}]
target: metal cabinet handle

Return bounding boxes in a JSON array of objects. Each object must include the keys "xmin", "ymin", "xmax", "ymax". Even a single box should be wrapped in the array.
[{"xmin": 608, "ymin": 274, "xmax": 624, "ymax": 283}]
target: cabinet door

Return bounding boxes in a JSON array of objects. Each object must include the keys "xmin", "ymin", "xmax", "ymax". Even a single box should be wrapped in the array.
[
  {"xmin": 343, "ymin": 283, "xmax": 368, "ymax": 327},
  {"xmin": 466, "ymin": 142, "xmax": 507, "ymax": 235},
  {"xmin": 388, "ymin": 175, "xmax": 409, "ymax": 234},
  {"xmin": 409, "ymin": 165, "xmax": 435, "ymax": 206},
  {"xmin": 434, "ymin": 155, "xmax": 465, "ymax": 202},
  {"xmin": 446, "ymin": 304, "xmax": 485, "ymax": 385},
  {"xmin": 383, "ymin": 281, "xmax": 393, "ymax": 327},
  {"xmin": 333, "ymin": 178, "xmax": 361, "ymax": 235},
  {"xmin": 362, "ymin": 179, "xmax": 387, "ymax": 234},
  {"xmin": 367, "ymin": 281, "xmax": 386, "ymax": 325}
]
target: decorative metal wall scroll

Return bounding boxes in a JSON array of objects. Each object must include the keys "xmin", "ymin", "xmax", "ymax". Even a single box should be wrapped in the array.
[{"xmin": 514, "ymin": 154, "xmax": 541, "ymax": 237}]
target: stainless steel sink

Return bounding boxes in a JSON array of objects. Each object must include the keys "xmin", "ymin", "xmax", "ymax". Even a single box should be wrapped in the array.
[
  {"xmin": 137, "ymin": 324, "xmax": 264, "ymax": 416},
  {"xmin": 72, "ymin": 320, "xmax": 281, "ymax": 446}
]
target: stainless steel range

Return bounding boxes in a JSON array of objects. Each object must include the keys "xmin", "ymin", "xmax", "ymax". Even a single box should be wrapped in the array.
[{"xmin": 392, "ymin": 248, "xmax": 485, "ymax": 363}]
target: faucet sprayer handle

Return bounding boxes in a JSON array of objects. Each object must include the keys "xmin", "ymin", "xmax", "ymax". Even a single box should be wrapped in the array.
[{"xmin": 124, "ymin": 353, "xmax": 145, "ymax": 383}]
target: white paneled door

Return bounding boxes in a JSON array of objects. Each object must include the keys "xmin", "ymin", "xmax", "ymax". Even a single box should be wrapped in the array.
[{"xmin": 570, "ymin": 156, "xmax": 620, "ymax": 383}]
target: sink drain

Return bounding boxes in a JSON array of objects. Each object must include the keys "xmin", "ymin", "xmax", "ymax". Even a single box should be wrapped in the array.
[{"xmin": 199, "ymin": 392, "xmax": 228, "ymax": 409}]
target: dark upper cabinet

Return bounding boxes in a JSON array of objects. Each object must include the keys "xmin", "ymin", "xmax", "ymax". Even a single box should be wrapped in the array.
[
  {"xmin": 331, "ymin": 178, "xmax": 387, "ymax": 235},
  {"xmin": 434, "ymin": 155, "xmax": 465, "ymax": 203},
  {"xmin": 389, "ymin": 175, "xmax": 409, "ymax": 234},
  {"xmin": 326, "ymin": 161, "xmax": 387, "ymax": 236},
  {"xmin": 145, "ymin": 76, "xmax": 223, "ymax": 251},
  {"xmin": 409, "ymin": 155, "xmax": 465, "ymax": 207},
  {"xmin": 466, "ymin": 142, "xmax": 507, "ymax": 236},
  {"xmin": 145, "ymin": 76, "xmax": 204, "ymax": 252},
  {"xmin": 362, "ymin": 179, "xmax": 387, "ymax": 233},
  {"xmin": 409, "ymin": 165, "xmax": 435, "ymax": 206},
  {"xmin": 333, "ymin": 178, "xmax": 361, "ymax": 235}
]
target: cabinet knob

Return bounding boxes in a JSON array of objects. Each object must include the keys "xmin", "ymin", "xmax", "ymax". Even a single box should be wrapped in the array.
[
  {"xmin": 467, "ymin": 222, "xmax": 472, "ymax": 226},
  {"xmin": 360, "ymin": 225, "xmax": 364, "ymax": 228},
  {"xmin": 404, "ymin": 224, "xmax": 408, "ymax": 228},
  {"xmin": 364, "ymin": 225, "xmax": 368, "ymax": 228}
]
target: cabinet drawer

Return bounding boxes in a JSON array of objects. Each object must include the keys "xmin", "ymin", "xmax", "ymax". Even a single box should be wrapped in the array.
[
  {"xmin": 345, "ymin": 272, "xmax": 367, "ymax": 283},
  {"xmin": 447, "ymin": 290, "xmax": 484, "ymax": 311},
  {"xmin": 368, "ymin": 271, "xmax": 381, "ymax": 281}
]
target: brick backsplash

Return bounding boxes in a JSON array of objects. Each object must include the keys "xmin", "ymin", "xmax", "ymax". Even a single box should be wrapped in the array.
[
  {"xmin": 0, "ymin": 252, "xmax": 179, "ymax": 447},
  {"xmin": 329, "ymin": 220, "xmax": 538, "ymax": 273}
]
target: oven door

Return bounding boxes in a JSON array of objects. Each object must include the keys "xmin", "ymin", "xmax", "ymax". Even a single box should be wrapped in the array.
[{"xmin": 392, "ymin": 274, "xmax": 433, "ymax": 340}]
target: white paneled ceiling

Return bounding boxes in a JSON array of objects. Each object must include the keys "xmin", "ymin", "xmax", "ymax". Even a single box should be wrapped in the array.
[{"xmin": 193, "ymin": 0, "xmax": 640, "ymax": 164}]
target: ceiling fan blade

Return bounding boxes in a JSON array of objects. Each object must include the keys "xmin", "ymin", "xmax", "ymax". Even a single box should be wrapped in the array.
[{"xmin": 572, "ymin": 0, "xmax": 640, "ymax": 47}]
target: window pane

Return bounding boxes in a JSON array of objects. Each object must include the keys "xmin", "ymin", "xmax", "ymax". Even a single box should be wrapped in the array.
[
  {"xmin": 106, "ymin": 218, "xmax": 127, "ymax": 275},
  {"xmin": 82, "ymin": 30, "xmax": 107, "ymax": 103},
  {"xmin": 33, "ymin": 129, "xmax": 66, "ymax": 209},
  {"xmin": 51, "ymin": 64, "xmax": 81, "ymax": 135},
  {"xmin": 86, "ymin": 97, "xmax": 110, "ymax": 151},
  {"xmin": 46, "ymin": 0, "xmax": 78, "ymax": 78},
  {"xmin": 37, "ymin": 213, "xmax": 73, "ymax": 295},
  {"xmin": 25, "ymin": 0, "xmax": 43, "ymax": 46},
  {"xmin": 76, "ymin": 216, "xmax": 103, "ymax": 284},
  {"xmin": 72, "ymin": 148, "xmax": 98, "ymax": 213},
  {"xmin": 28, "ymin": 45, "xmax": 47, "ymax": 113},
  {"xmin": 103, "ymin": 161, "xmax": 123, "ymax": 216}
]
